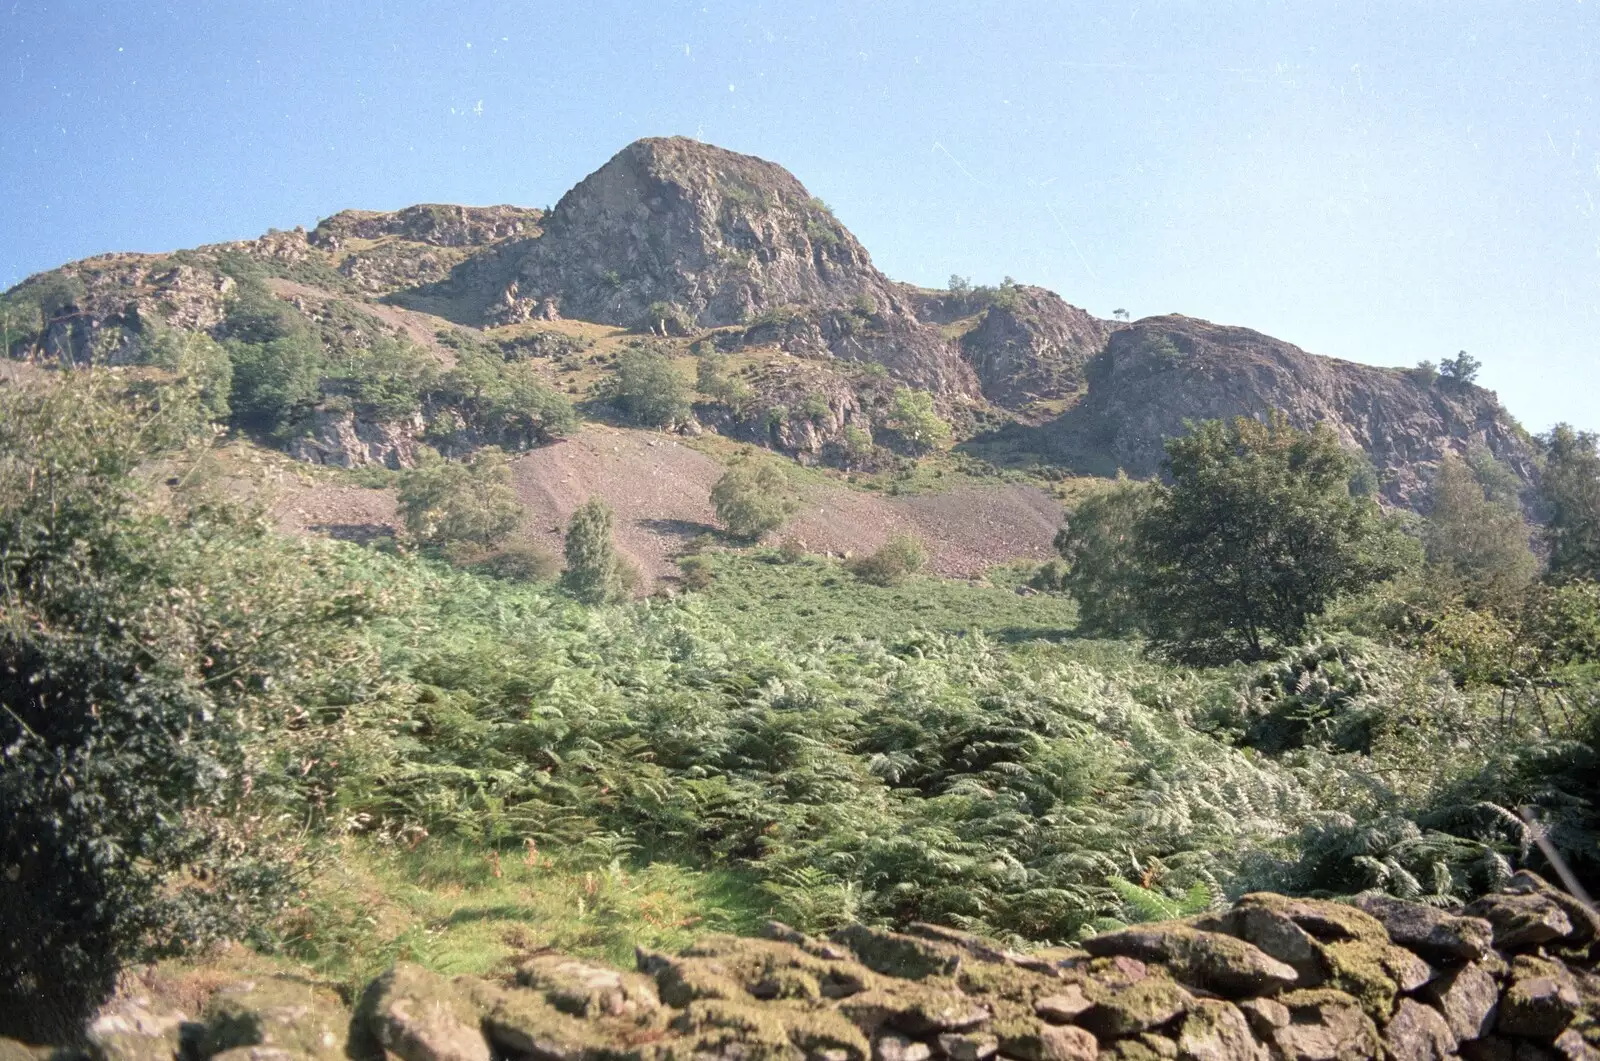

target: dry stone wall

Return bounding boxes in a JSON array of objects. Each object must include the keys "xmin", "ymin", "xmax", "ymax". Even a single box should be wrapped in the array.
[{"xmin": 20, "ymin": 872, "xmax": 1599, "ymax": 1061}]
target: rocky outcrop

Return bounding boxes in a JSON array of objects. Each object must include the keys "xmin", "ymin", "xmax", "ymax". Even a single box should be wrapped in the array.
[
  {"xmin": 310, "ymin": 205, "xmax": 544, "ymax": 250},
  {"xmin": 1051, "ymin": 315, "xmax": 1537, "ymax": 505},
  {"xmin": 956, "ymin": 287, "xmax": 1117, "ymax": 410},
  {"xmin": 25, "ymin": 877, "xmax": 1598, "ymax": 1061},
  {"xmin": 284, "ymin": 408, "xmax": 426, "ymax": 469}
]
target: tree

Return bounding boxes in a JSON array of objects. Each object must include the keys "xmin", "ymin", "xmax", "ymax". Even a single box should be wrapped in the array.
[
  {"xmin": 697, "ymin": 353, "xmax": 753, "ymax": 415},
  {"xmin": 710, "ymin": 462, "xmax": 799, "ymax": 541},
  {"xmin": 561, "ymin": 498, "xmax": 628, "ymax": 604},
  {"xmin": 888, "ymin": 387, "xmax": 952, "ymax": 453},
  {"xmin": 848, "ymin": 533, "xmax": 928, "ymax": 586},
  {"xmin": 1439, "ymin": 351, "xmax": 1481, "ymax": 386},
  {"xmin": 1053, "ymin": 477, "xmax": 1158, "ymax": 636},
  {"xmin": 1422, "ymin": 453, "xmax": 1537, "ymax": 609},
  {"xmin": 1134, "ymin": 414, "xmax": 1414, "ymax": 663},
  {"xmin": 397, "ymin": 446, "xmax": 522, "ymax": 551},
  {"xmin": 1540, "ymin": 424, "xmax": 1600, "ymax": 582},
  {"xmin": 608, "ymin": 347, "xmax": 691, "ymax": 428},
  {"xmin": 138, "ymin": 324, "xmax": 234, "ymax": 422}
]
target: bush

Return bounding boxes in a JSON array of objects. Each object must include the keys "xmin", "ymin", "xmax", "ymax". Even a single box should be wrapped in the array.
[
  {"xmin": 678, "ymin": 553, "xmax": 715, "ymax": 590},
  {"xmin": 469, "ymin": 542, "xmax": 561, "ymax": 582},
  {"xmin": 888, "ymin": 387, "xmax": 951, "ymax": 453},
  {"xmin": 608, "ymin": 347, "xmax": 691, "ymax": 428},
  {"xmin": 848, "ymin": 533, "xmax": 928, "ymax": 586},
  {"xmin": 397, "ymin": 447, "xmax": 523, "ymax": 550},
  {"xmin": 710, "ymin": 462, "xmax": 799, "ymax": 541},
  {"xmin": 641, "ymin": 301, "xmax": 695, "ymax": 337},
  {"xmin": 777, "ymin": 537, "xmax": 808, "ymax": 563},
  {"xmin": 561, "ymin": 498, "xmax": 629, "ymax": 604},
  {"xmin": 1054, "ymin": 478, "xmax": 1158, "ymax": 636}
]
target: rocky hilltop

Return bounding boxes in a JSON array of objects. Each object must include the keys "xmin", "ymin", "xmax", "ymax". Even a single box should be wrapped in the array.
[
  {"xmin": 37, "ymin": 873, "xmax": 1600, "ymax": 1061},
  {"xmin": 0, "ymin": 137, "xmax": 1542, "ymax": 499},
  {"xmin": 1046, "ymin": 316, "xmax": 1537, "ymax": 505}
]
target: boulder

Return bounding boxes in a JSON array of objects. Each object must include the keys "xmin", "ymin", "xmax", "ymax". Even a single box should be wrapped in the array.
[
  {"xmin": 1080, "ymin": 924, "xmax": 1299, "ymax": 997},
  {"xmin": 935, "ymin": 1031, "xmax": 997, "ymax": 1061},
  {"xmin": 199, "ymin": 979, "xmax": 349, "ymax": 1061},
  {"xmin": 1497, "ymin": 957, "xmax": 1580, "ymax": 1041},
  {"xmin": 1504, "ymin": 873, "xmax": 1600, "ymax": 949},
  {"xmin": 830, "ymin": 925, "xmax": 964, "ymax": 981},
  {"xmin": 1382, "ymin": 1000, "xmax": 1457, "ymax": 1061},
  {"xmin": 85, "ymin": 995, "xmax": 191, "ymax": 1061},
  {"xmin": 871, "ymin": 1033, "xmax": 930, "ymax": 1061},
  {"xmin": 1033, "ymin": 987, "xmax": 1093, "ymax": 1025},
  {"xmin": 1204, "ymin": 904, "xmax": 1328, "ymax": 986},
  {"xmin": 1466, "ymin": 894, "xmax": 1575, "ymax": 952},
  {"xmin": 1077, "ymin": 977, "xmax": 1195, "ymax": 1038},
  {"xmin": 1264, "ymin": 990, "xmax": 1381, "ymax": 1061},
  {"xmin": 1419, "ymin": 962, "xmax": 1501, "ymax": 1042},
  {"xmin": 354, "ymin": 964, "xmax": 491, "ymax": 1061},
  {"xmin": 1173, "ymin": 999, "xmax": 1268, "ymax": 1061},
  {"xmin": 519, "ymin": 954, "xmax": 662, "ymax": 1021},
  {"xmin": 1351, "ymin": 894, "xmax": 1495, "ymax": 961}
]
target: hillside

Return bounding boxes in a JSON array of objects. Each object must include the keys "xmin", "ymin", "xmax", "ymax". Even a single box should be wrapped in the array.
[{"xmin": 0, "ymin": 136, "xmax": 1538, "ymax": 514}]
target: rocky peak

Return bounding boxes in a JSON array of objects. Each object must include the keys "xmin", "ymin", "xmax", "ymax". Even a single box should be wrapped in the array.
[
  {"xmin": 1056, "ymin": 315, "xmax": 1536, "ymax": 504},
  {"xmin": 511, "ymin": 137, "xmax": 907, "ymax": 329}
]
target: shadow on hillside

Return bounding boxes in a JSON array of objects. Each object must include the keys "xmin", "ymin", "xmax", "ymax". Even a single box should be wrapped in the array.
[
  {"xmin": 986, "ymin": 625, "xmax": 1079, "ymax": 645},
  {"xmin": 637, "ymin": 517, "xmax": 722, "ymax": 541},
  {"xmin": 957, "ymin": 414, "xmax": 1126, "ymax": 479}
]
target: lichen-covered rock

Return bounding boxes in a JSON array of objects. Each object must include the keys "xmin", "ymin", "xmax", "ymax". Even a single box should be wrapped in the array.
[
  {"xmin": 1318, "ymin": 937, "xmax": 1432, "ymax": 1020},
  {"xmin": 830, "ymin": 925, "xmax": 963, "ymax": 981},
  {"xmin": 1081, "ymin": 924, "xmax": 1298, "ymax": 998},
  {"xmin": 836, "ymin": 985, "xmax": 990, "ymax": 1037},
  {"xmin": 1236, "ymin": 998, "xmax": 1289, "ymax": 1040},
  {"xmin": 1077, "ymin": 977, "xmax": 1195, "ymax": 1038},
  {"xmin": 354, "ymin": 963, "xmax": 491, "ymax": 1061},
  {"xmin": 520, "ymin": 955, "xmax": 662, "ymax": 1021},
  {"xmin": 1265, "ymin": 990, "xmax": 1381, "ymax": 1061},
  {"xmin": 1552, "ymin": 1028, "xmax": 1600, "ymax": 1061},
  {"xmin": 1498, "ymin": 957, "xmax": 1581, "ymax": 1041},
  {"xmin": 1203, "ymin": 904, "xmax": 1328, "ymax": 986},
  {"xmin": 936, "ymin": 1031, "xmax": 997, "ymax": 1061},
  {"xmin": 85, "ymin": 995, "xmax": 191, "ymax": 1061},
  {"xmin": 871, "ymin": 1032, "xmax": 929, "ymax": 1061},
  {"xmin": 199, "ymin": 978, "xmax": 349, "ymax": 1061},
  {"xmin": 1351, "ymin": 894, "xmax": 1495, "ymax": 961},
  {"xmin": 1173, "ymin": 999, "xmax": 1267, "ymax": 1061},
  {"xmin": 1505, "ymin": 874, "xmax": 1600, "ymax": 950},
  {"xmin": 1466, "ymin": 894, "xmax": 1576, "ymax": 952},
  {"xmin": 468, "ymin": 979, "xmax": 659, "ymax": 1061},
  {"xmin": 1034, "ymin": 987, "xmax": 1094, "ymax": 1025},
  {"xmin": 1384, "ymin": 1000, "xmax": 1457, "ymax": 1061},
  {"xmin": 1420, "ymin": 962, "xmax": 1501, "ymax": 1042}
]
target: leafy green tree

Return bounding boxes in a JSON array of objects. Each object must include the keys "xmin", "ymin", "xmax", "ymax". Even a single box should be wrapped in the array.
[
  {"xmin": 888, "ymin": 387, "xmax": 952, "ymax": 453},
  {"xmin": 1134, "ymin": 414, "xmax": 1415, "ymax": 662},
  {"xmin": 710, "ymin": 462, "xmax": 799, "ymax": 541},
  {"xmin": 609, "ymin": 347, "xmax": 691, "ymax": 428},
  {"xmin": 562, "ymin": 498, "xmax": 628, "ymax": 604},
  {"xmin": 0, "ymin": 373, "xmax": 377, "ymax": 1037},
  {"xmin": 1540, "ymin": 424, "xmax": 1600, "ymax": 583},
  {"xmin": 1423, "ymin": 453, "xmax": 1537, "ymax": 610},
  {"xmin": 696, "ymin": 353, "xmax": 754, "ymax": 415},
  {"xmin": 1439, "ymin": 351, "xmax": 1482, "ymax": 386},
  {"xmin": 848, "ymin": 533, "xmax": 929, "ymax": 586},
  {"xmin": 1053, "ymin": 477, "xmax": 1158, "ymax": 636},
  {"xmin": 138, "ymin": 323, "xmax": 234, "ymax": 422},
  {"xmin": 397, "ymin": 447, "xmax": 523, "ymax": 551}
]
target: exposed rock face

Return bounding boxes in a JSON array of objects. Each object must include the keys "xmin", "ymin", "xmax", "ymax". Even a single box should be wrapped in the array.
[
  {"xmin": 28, "ymin": 877, "xmax": 1600, "ymax": 1061},
  {"xmin": 310, "ymin": 204, "xmax": 544, "ymax": 249},
  {"xmin": 284, "ymin": 408, "xmax": 425, "ymax": 469},
  {"xmin": 957, "ymin": 287, "xmax": 1116, "ymax": 409},
  {"xmin": 1054, "ymin": 315, "xmax": 1537, "ymax": 504}
]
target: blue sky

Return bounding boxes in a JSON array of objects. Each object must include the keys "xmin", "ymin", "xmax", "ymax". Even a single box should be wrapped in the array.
[{"xmin": 3, "ymin": 1, "xmax": 1596, "ymax": 431}]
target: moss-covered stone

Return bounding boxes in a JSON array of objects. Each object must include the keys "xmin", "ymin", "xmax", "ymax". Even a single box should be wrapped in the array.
[
  {"xmin": 84, "ymin": 996, "xmax": 191, "ymax": 1061},
  {"xmin": 666, "ymin": 998, "xmax": 797, "ymax": 1061},
  {"xmin": 467, "ymin": 980, "xmax": 660, "ymax": 1061},
  {"xmin": 1498, "ymin": 957, "xmax": 1580, "ymax": 1041},
  {"xmin": 199, "ymin": 978, "xmax": 349, "ymax": 1061},
  {"xmin": 353, "ymin": 964, "xmax": 490, "ymax": 1061},
  {"xmin": 1077, "ymin": 977, "xmax": 1193, "ymax": 1039},
  {"xmin": 1318, "ymin": 938, "xmax": 1430, "ymax": 1021},
  {"xmin": 1081, "ymin": 924, "xmax": 1297, "ymax": 998},
  {"xmin": 835, "ymin": 985, "xmax": 990, "ymax": 1037},
  {"xmin": 1173, "ymin": 999, "xmax": 1266, "ymax": 1061},
  {"xmin": 519, "ymin": 955, "xmax": 662, "ymax": 1023},
  {"xmin": 1269, "ymin": 990, "xmax": 1380, "ymax": 1061},
  {"xmin": 1231, "ymin": 895, "xmax": 1387, "ymax": 945},
  {"xmin": 830, "ymin": 926, "xmax": 963, "ymax": 981}
]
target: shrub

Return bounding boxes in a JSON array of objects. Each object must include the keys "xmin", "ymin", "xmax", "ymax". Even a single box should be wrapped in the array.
[
  {"xmin": 641, "ymin": 301, "xmax": 695, "ymax": 337},
  {"xmin": 561, "ymin": 498, "xmax": 629, "ymax": 604},
  {"xmin": 678, "ymin": 553, "xmax": 715, "ymax": 590},
  {"xmin": 711, "ymin": 462, "xmax": 799, "ymax": 541},
  {"xmin": 469, "ymin": 542, "xmax": 561, "ymax": 582},
  {"xmin": 1054, "ymin": 477, "xmax": 1158, "ymax": 636},
  {"xmin": 608, "ymin": 347, "xmax": 691, "ymax": 428},
  {"xmin": 1423, "ymin": 454, "xmax": 1537, "ymax": 610},
  {"xmin": 397, "ymin": 447, "xmax": 523, "ymax": 550},
  {"xmin": 777, "ymin": 537, "xmax": 808, "ymax": 563},
  {"xmin": 888, "ymin": 387, "xmax": 952, "ymax": 453},
  {"xmin": 696, "ymin": 354, "xmax": 754, "ymax": 416},
  {"xmin": 1540, "ymin": 424, "xmax": 1600, "ymax": 583},
  {"xmin": 848, "ymin": 533, "xmax": 928, "ymax": 586}
]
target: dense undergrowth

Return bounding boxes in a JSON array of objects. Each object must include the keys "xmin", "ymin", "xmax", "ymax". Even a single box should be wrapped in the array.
[{"xmin": 2, "ymin": 371, "xmax": 1596, "ymax": 1037}]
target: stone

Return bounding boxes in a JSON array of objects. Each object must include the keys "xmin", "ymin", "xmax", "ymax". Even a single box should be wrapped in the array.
[
  {"xmin": 1351, "ymin": 894, "xmax": 1495, "ymax": 961},
  {"xmin": 832, "ymin": 925, "xmax": 964, "ymax": 980},
  {"xmin": 1034, "ymin": 988, "xmax": 1093, "ymax": 1025},
  {"xmin": 1173, "ymin": 999, "xmax": 1267, "ymax": 1061},
  {"xmin": 1077, "ymin": 978, "xmax": 1194, "ymax": 1039},
  {"xmin": 1229, "ymin": 895, "xmax": 1386, "ymax": 945},
  {"xmin": 837, "ymin": 987, "xmax": 991, "ymax": 1037},
  {"xmin": 355, "ymin": 964, "xmax": 491, "ymax": 1061},
  {"xmin": 1081, "ymin": 925, "xmax": 1298, "ymax": 997},
  {"xmin": 208, "ymin": 1048, "xmax": 308, "ymax": 1061},
  {"xmin": 1419, "ymin": 962, "xmax": 1500, "ymax": 1042},
  {"xmin": 85, "ymin": 995, "xmax": 191, "ymax": 1061},
  {"xmin": 1505, "ymin": 873, "xmax": 1600, "ymax": 948},
  {"xmin": 873, "ymin": 1033, "xmax": 931, "ymax": 1061},
  {"xmin": 1318, "ymin": 938, "xmax": 1432, "ymax": 1020},
  {"xmin": 1032, "ymin": 1025, "xmax": 1097, "ymax": 1061},
  {"xmin": 200, "ymin": 978, "xmax": 349, "ymax": 1061},
  {"xmin": 936, "ymin": 1032, "xmax": 998, "ymax": 1061},
  {"xmin": 1383, "ymin": 1000, "xmax": 1457, "ymax": 1061},
  {"xmin": 1266, "ymin": 990, "xmax": 1382, "ymax": 1061},
  {"xmin": 1236, "ymin": 999, "xmax": 1288, "ymax": 1039},
  {"xmin": 519, "ymin": 954, "xmax": 661, "ymax": 1021},
  {"xmin": 1466, "ymin": 894, "xmax": 1575, "ymax": 952},
  {"xmin": 1463, "ymin": 1036, "xmax": 1518, "ymax": 1061},
  {"xmin": 1553, "ymin": 1029, "xmax": 1600, "ymax": 1061},
  {"xmin": 0, "ymin": 1040, "xmax": 39, "ymax": 1061},
  {"xmin": 1134, "ymin": 1033, "xmax": 1179, "ymax": 1059},
  {"xmin": 466, "ymin": 980, "xmax": 644, "ymax": 1061},
  {"xmin": 1206, "ymin": 905, "xmax": 1328, "ymax": 986},
  {"xmin": 1498, "ymin": 958, "xmax": 1580, "ymax": 1040}
]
